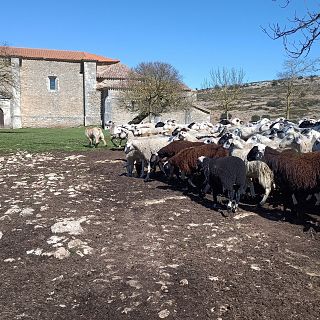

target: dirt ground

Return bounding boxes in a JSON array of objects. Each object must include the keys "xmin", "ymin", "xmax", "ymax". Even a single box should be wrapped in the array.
[{"xmin": 0, "ymin": 149, "xmax": 319, "ymax": 320}]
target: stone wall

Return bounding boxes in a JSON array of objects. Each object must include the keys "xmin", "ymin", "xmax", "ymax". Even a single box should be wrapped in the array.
[
  {"xmin": 83, "ymin": 62, "xmax": 101, "ymax": 126},
  {"xmin": 20, "ymin": 59, "xmax": 85, "ymax": 127},
  {"xmin": 106, "ymin": 90, "xmax": 210, "ymax": 125}
]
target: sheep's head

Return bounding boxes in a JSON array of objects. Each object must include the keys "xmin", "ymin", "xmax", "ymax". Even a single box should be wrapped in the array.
[
  {"xmin": 247, "ymin": 144, "xmax": 266, "ymax": 161},
  {"xmin": 196, "ymin": 156, "xmax": 206, "ymax": 171},
  {"xmin": 150, "ymin": 153, "xmax": 159, "ymax": 169},
  {"xmin": 312, "ymin": 138, "xmax": 320, "ymax": 152},
  {"xmin": 178, "ymin": 131, "xmax": 188, "ymax": 140},
  {"xmin": 124, "ymin": 142, "xmax": 134, "ymax": 154},
  {"xmin": 218, "ymin": 132, "xmax": 233, "ymax": 146}
]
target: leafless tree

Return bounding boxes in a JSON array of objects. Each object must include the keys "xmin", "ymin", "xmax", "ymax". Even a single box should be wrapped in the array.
[
  {"xmin": 262, "ymin": 0, "xmax": 320, "ymax": 57},
  {"xmin": 0, "ymin": 45, "xmax": 15, "ymax": 98},
  {"xmin": 277, "ymin": 58, "xmax": 319, "ymax": 119},
  {"xmin": 120, "ymin": 61, "xmax": 192, "ymax": 123},
  {"xmin": 202, "ymin": 67, "xmax": 246, "ymax": 120}
]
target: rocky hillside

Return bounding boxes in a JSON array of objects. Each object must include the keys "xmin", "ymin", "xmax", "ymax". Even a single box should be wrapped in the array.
[{"xmin": 196, "ymin": 76, "xmax": 320, "ymax": 122}]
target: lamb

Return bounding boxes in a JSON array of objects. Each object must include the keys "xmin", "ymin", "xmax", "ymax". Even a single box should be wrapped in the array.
[
  {"xmin": 85, "ymin": 127, "xmax": 107, "ymax": 147},
  {"xmin": 197, "ymin": 156, "xmax": 246, "ymax": 213},
  {"xmin": 247, "ymin": 144, "xmax": 320, "ymax": 213},
  {"xmin": 124, "ymin": 136, "xmax": 170, "ymax": 181}
]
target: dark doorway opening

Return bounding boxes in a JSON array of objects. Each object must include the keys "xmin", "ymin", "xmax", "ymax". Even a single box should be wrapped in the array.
[{"xmin": 0, "ymin": 108, "xmax": 4, "ymax": 128}]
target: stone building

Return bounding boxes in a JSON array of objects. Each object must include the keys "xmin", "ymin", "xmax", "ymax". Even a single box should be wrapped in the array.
[
  {"xmin": 0, "ymin": 46, "xmax": 210, "ymax": 128},
  {"xmin": 0, "ymin": 46, "xmax": 119, "ymax": 128},
  {"xmin": 96, "ymin": 63, "xmax": 210, "ymax": 126}
]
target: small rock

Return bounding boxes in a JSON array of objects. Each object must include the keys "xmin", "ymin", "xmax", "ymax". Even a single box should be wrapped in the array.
[
  {"xmin": 0, "ymin": 231, "xmax": 3, "ymax": 240},
  {"xmin": 20, "ymin": 208, "xmax": 35, "ymax": 217},
  {"xmin": 4, "ymin": 258, "xmax": 15, "ymax": 263},
  {"xmin": 158, "ymin": 309, "xmax": 170, "ymax": 318},
  {"xmin": 51, "ymin": 219, "xmax": 84, "ymax": 235},
  {"xmin": 26, "ymin": 248, "xmax": 43, "ymax": 255},
  {"xmin": 179, "ymin": 279, "xmax": 188, "ymax": 286},
  {"xmin": 250, "ymin": 264, "xmax": 261, "ymax": 271},
  {"xmin": 126, "ymin": 279, "xmax": 142, "ymax": 289},
  {"xmin": 67, "ymin": 239, "xmax": 85, "ymax": 249},
  {"xmin": 122, "ymin": 307, "xmax": 132, "ymax": 314},
  {"xmin": 54, "ymin": 247, "xmax": 70, "ymax": 260}
]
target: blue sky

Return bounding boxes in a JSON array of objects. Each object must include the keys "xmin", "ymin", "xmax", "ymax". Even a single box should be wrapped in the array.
[{"xmin": 1, "ymin": 0, "xmax": 319, "ymax": 89}]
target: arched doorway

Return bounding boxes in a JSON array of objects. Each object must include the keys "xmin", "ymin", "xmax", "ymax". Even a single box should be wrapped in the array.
[{"xmin": 0, "ymin": 108, "xmax": 4, "ymax": 128}]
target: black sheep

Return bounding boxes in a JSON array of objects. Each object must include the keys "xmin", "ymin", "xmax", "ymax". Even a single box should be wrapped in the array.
[{"xmin": 197, "ymin": 156, "xmax": 246, "ymax": 213}]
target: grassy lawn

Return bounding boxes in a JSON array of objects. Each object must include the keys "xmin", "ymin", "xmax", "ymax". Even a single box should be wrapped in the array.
[{"xmin": 0, "ymin": 127, "xmax": 120, "ymax": 154}]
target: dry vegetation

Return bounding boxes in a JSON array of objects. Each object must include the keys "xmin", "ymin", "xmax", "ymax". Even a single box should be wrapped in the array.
[{"xmin": 197, "ymin": 76, "xmax": 320, "ymax": 122}]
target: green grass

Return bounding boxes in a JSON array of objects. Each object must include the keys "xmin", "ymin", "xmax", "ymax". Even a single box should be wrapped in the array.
[{"xmin": 0, "ymin": 127, "xmax": 118, "ymax": 154}]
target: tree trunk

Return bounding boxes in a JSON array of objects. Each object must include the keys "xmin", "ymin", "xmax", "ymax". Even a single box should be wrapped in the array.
[{"xmin": 128, "ymin": 112, "xmax": 149, "ymax": 125}]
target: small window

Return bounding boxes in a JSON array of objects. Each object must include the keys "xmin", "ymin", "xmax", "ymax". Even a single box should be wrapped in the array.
[{"xmin": 49, "ymin": 76, "xmax": 57, "ymax": 91}]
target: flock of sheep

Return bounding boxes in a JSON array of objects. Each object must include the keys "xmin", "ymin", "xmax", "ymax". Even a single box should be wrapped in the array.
[{"xmin": 86, "ymin": 116, "xmax": 320, "ymax": 216}]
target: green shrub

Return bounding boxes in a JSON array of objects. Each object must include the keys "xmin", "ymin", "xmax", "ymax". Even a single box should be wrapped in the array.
[
  {"xmin": 266, "ymin": 100, "xmax": 282, "ymax": 108},
  {"xmin": 220, "ymin": 112, "xmax": 232, "ymax": 120},
  {"xmin": 251, "ymin": 115, "xmax": 260, "ymax": 122}
]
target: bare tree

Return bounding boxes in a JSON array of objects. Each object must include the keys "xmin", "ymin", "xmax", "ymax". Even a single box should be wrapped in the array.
[
  {"xmin": 203, "ymin": 67, "xmax": 246, "ymax": 120},
  {"xmin": 120, "ymin": 61, "xmax": 192, "ymax": 123},
  {"xmin": 262, "ymin": 0, "xmax": 320, "ymax": 57},
  {"xmin": 277, "ymin": 58, "xmax": 319, "ymax": 119},
  {"xmin": 0, "ymin": 45, "xmax": 15, "ymax": 97}
]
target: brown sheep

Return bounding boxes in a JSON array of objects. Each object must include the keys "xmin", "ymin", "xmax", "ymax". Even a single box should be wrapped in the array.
[
  {"xmin": 247, "ymin": 145, "xmax": 320, "ymax": 212},
  {"xmin": 152, "ymin": 140, "xmax": 205, "ymax": 163},
  {"xmin": 167, "ymin": 144, "xmax": 229, "ymax": 175}
]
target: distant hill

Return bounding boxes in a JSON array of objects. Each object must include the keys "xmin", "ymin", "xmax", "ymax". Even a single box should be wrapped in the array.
[{"xmin": 196, "ymin": 76, "xmax": 320, "ymax": 122}]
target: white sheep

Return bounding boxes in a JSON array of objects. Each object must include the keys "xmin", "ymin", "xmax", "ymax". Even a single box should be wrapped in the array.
[{"xmin": 125, "ymin": 136, "xmax": 170, "ymax": 181}]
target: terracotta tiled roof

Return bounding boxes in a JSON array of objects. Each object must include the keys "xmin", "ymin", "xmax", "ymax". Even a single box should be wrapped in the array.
[
  {"xmin": 96, "ymin": 78, "xmax": 128, "ymax": 90},
  {"xmin": 0, "ymin": 46, "xmax": 119, "ymax": 64},
  {"xmin": 97, "ymin": 63, "xmax": 131, "ymax": 79}
]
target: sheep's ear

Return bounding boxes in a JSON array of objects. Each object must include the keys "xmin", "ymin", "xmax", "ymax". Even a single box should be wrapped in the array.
[
  {"xmin": 294, "ymin": 136, "xmax": 302, "ymax": 144},
  {"xmin": 223, "ymin": 141, "xmax": 231, "ymax": 149}
]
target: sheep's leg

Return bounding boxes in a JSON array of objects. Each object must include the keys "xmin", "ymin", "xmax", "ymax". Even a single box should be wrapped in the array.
[
  {"xmin": 306, "ymin": 194, "xmax": 312, "ymax": 201},
  {"xmin": 212, "ymin": 190, "xmax": 218, "ymax": 209},
  {"xmin": 259, "ymin": 186, "xmax": 271, "ymax": 206},
  {"xmin": 248, "ymin": 180, "xmax": 256, "ymax": 198},
  {"xmin": 111, "ymin": 136, "xmax": 119, "ymax": 147},
  {"xmin": 315, "ymin": 193, "xmax": 320, "ymax": 206},
  {"xmin": 227, "ymin": 190, "xmax": 234, "ymax": 212},
  {"xmin": 291, "ymin": 193, "xmax": 298, "ymax": 206},
  {"xmin": 158, "ymin": 161, "xmax": 165, "ymax": 174},
  {"xmin": 126, "ymin": 160, "xmax": 133, "ymax": 177},
  {"xmin": 139, "ymin": 159, "xmax": 145, "ymax": 178},
  {"xmin": 291, "ymin": 193, "xmax": 300, "ymax": 218},
  {"xmin": 187, "ymin": 178, "xmax": 197, "ymax": 188},
  {"xmin": 144, "ymin": 162, "xmax": 151, "ymax": 182},
  {"xmin": 181, "ymin": 171, "xmax": 187, "ymax": 180}
]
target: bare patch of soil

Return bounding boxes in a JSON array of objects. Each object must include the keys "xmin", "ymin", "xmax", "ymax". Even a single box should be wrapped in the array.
[{"xmin": 0, "ymin": 150, "xmax": 319, "ymax": 320}]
